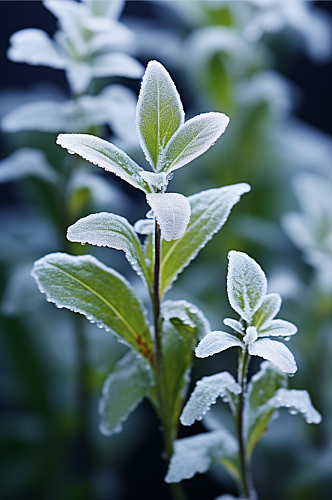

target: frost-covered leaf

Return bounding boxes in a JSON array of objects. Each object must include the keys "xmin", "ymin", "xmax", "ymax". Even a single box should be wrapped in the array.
[
  {"xmin": 91, "ymin": 52, "xmax": 143, "ymax": 79},
  {"xmin": 268, "ymin": 388, "xmax": 322, "ymax": 424},
  {"xmin": 146, "ymin": 193, "xmax": 191, "ymax": 241},
  {"xmin": 57, "ymin": 133, "xmax": 150, "ymax": 193},
  {"xmin": 165, "ymin": 429, "xmax": 239, "ymax": 483},
  {"xmin": 159, "ymin": 112, "xmax": 229, "ymax": 174},
  {"xmin": 243, "ymin": 326, "xmax": 258, "ymax": 346},
  {"xmin": 180, "ymin": 372, "xmax": 241, "ymax": 426},
  {"xmin": 99, "ymin": 349, "xmax": 153, "ymax": 436},
  {"xmin": 161, "ymin": 300, "xmax": 211, "ymax": 341},
  {"xmin": 227, "ymin": 251, "xmax": 267, "ymax": 322},
  {"xmin": 248, "ymin": 338, "xmax": 297, "ymax": 374},
  {"xmin": 223, "ymin": 318, "xmax": 244, "ymax": 335},
  {"xmin": 7, "ymin": 29, "xmax": 65, "ymax": 68},
  {"xmin": 252, "ymin": 293, "xmax": 281, "ymax": 330},
  {"xmin": 136, "ymin": 60, "xmax": 184, "ymax": 169},
  {"xmin": 196, "ymin": 331, "xmax": 243, "ymax": 359},
  {"xmin": 140, "ymin": 171, "xmax": 168, "ymax": 191},
  {"xmin": 31, "ymin": 253, "xmax": 153, "ymax": 362},
  {"xmin": 67, "ymin": 213, "xmax": 152, "ymax": 292},
  {"xmin": 259, "ymin": 319, "xmax": 297, "ymax": 338},
  {"xmin": 245, "ymin": 361, "xmax": 288, "ymax": 457},
  {"xmin": 134, "ymin": 218, "xmax": 154, "ymax": 235},
  {"xmin": 0, "ymin": 148, "xmax": 59, "ymax": 184},
  {"xmin": 157, "ymin": 184, "xmax": 251, "ymax": 297}
]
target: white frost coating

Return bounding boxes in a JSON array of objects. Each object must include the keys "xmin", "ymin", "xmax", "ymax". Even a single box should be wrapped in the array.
[
  {"xmin": 180, "ymin": 372, "xmax": 241, "ymax": 426},
  {"xmin": 139, "ymin": 171, "xmax": 168, "ymax": 191},
  {"xmin": 196, "ymin": 331, "xmax": 243, "ymax": 358},
  {"xmin": 253, "ymin": 293, "xmax": 282, "ymax": 330},
  {"xmin": 7, "ymin": 29, "xmax": 65, "ymax": 68},
  {"xmin": 259, "ymin": 319, "xmax": 297, "ymax": 338},
  {"xmin": 56, "ymin": 133, "xmax": 150, "ymax": 193},
  {"xmin": 227, "ymin": 251, "xmax": 267, "ymax": 322},
  {"xmin": 162, "ymin": 300, "xmax": 211, "ymax": 340},
  {"xmin": 134, "ymin": 219, "xmax": 155, "ymax": 235},
  {"xmin": 159, "ymin": 112, "xmax": 230, "ymax": 173},
  {"xmin": 243, "ymin": 326, "xmax": 258, "ymax": 346},
  {"xmin": 223, "ymin": 318, "xmax": 245, "ymax": 335},
  {"xmin": 99, "ymin": 350, "xmax": 153, "ymax": 436},
  {"xmin": 0, "ymin": 148, "xmax": 58, "ymax": 184},
  {"xmin": 269, "ymin": 388, "xmax": 322, "ymax": 424},
  {"xmin": 136, "ymin": 60, "xmax": 185, "ymax": 169},
  {"xmin": 165, "ymin": 429, "xmax": 238, "ymax": 483},
  {"xmin": 248, "ymin": 338, "xmax": 297, "ymax": 375},
  {"xmin": 146, "ymin": 193, "xmax": 191, "ymax": 241},
  {"xmin": 66, "ymin": 212, "xmax": 147, "ymax": 282}
]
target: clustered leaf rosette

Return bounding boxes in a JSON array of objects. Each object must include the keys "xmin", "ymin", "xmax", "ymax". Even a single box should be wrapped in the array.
[
  {"xmin": 57, "ymin": 60, "xmax": 230, "ymax": 242},
  {"xmin": 196, "ymin": 250, "xmax": 298, "ymax": 375}
]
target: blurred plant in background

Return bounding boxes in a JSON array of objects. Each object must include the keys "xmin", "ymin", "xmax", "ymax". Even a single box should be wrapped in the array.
[{"xmin": 0, "ymin": 1, "xmax": 331, "ymax": 500}]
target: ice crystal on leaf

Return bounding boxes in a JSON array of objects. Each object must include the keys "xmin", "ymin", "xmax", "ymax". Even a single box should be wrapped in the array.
[{"xmin": 146, "ymin": 193, "xmax": 191, "ymax": 241}]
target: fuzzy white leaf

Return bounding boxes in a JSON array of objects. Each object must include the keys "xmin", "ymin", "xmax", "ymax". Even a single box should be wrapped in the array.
[
  {"xmin": 139, "ymin": 171, "xmax": 168, "ymax": 191},
  {"xmin": 56, "ymin": 133, "xmax": 150, "ymax": 193},
  {"xmin": 133, "ymin": 219, "xmax": 154, "ymax": 235},
  {"xmin": 136, "ymin": 60, "xmax": 184, "ymax": 169},
  {"xmin": 146, "ymin": 193, "xmax": 191, "ymax": 241},
  {"xmin": 159, "ymin": 112, "xmax": 230, "ymax": 173},
  {"xmin": 91, "ymin": 52, "xmax": 144, "ymax": 79},
  {"xmin": 99, "ymin": 350, "xmax": 153, "ymax": 436},
  {"xmin": 165, "ymin": 429, "xmax": 238, "ymax": 483},
  {"xmin": 223, "ymin": 318, "xmax": 245, "ymax": 335},
  {"xmin": 196, "ymin": 331, "xmax": 243, "ymax": 358},
  {"xmin": 248, "ymin": 338, "xmax": 297, "ymax": 374},
  {"xmin": 259, "ymin": 319, "xmax": 297, "ymax": 338},
  {"xmin": 180, "ymin": 372, "xmax": 241, "ymax": 426},
  {"xmin": 253, "ymin": 293, "xmax": 282, "ymax": 330},
  {"xmin": 227, "ymin": 251, "xmax": 267, "ymax": 322},
  {"xmin": 7, "ymin": 29, "xmax": 65, "ymax": 68},
  {"xmin": 243, "ymin": 326, "xmax": 258, "ymax": 346},
  {"xmin": 269, "ymin": 388, "xmax": 322, "ymax": 424},
  {"xmin": 0, "ymin": 148, "xmax": 59, "ymax": 184}
]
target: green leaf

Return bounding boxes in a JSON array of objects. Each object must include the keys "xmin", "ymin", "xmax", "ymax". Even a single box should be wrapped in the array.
[
  {"xmin": 159, "ymin": 112, "xmax": 229, "ymax": 173},
  {"xmin": 161, "ymin": 299, "xmax": 211, "ymax": 340},
  {"xmin": 245, "ymin": 361, "xmax": 288, "ymax": 457},
  {"xmin": 252, "ymin": 293, "xmax": 281, "ymax": 330},
  {"xmin": 67, "ymin": 212, "xmax": 153, "ymax": 294},
  {"xmin": 99, "ymin": 350, "xmax": 154, "ymax": 436},
  {"xmin": 31, "ymin": 253, "xmax": 154, "ymax": 363},
  {"xmin": 165, "ymin": 429, "xmax": 239, "ymax": 484},
  {"xmin": 136, "ymin": 60, "xmax": 184, "ymax": 169},
  {"xmin": 157, "ymin": 183, "xmax": 250, "ymax": 297},
  {"xmin": 56, "ymin": 133, "xmax": 151, "ymax": 193}
]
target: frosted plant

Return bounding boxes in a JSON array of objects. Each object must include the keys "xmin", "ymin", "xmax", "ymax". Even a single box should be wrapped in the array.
[
  {"xmin": 166, "ymin": 251, "xmax": 321, "ymax": 500},
  {"xmin": 31, "ymin": 60, "xmax": 250, "ymax": 500}
]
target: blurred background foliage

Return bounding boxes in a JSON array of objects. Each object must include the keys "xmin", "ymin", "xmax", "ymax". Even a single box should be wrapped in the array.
[{"xmin": 0, "ymin": 1, "xmax": 331, "ymax": 500}]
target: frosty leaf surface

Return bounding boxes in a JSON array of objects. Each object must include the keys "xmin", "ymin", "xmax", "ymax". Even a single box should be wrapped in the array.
[
  {"xmin": 159, "ymin": 112, "xmax": 229, "ymax": 174},
  {"xmin": 0, "ymin": 148, "xmax": 59, "ymax": 184},
  {"xmin": 31, "ymin": 253, "xmax": 153, "ymax": 362},
  {"xmin": 161, "ymin": 300, "xmax": 211, "ymax": 340},
  {"xmin": 158, "ymin": 183, "xmax": 250, "ymax": 297},
  {"xmin": 252, "ymin": 293, "xmax": 281, "ymax": 330},
  {"xmin": 180, "ymin": 372, "xmax": 241, "ymax": 426},
  {"xmin": 91, "ymin": 52, "xmax": 144, "ymax": 79},
  {"xmin": 146, "ymin": 193, "xmax": 191, "ymax": 241},
  {"xmin": 223, "ymin": 318, "xmax": 244, "ymax": 335},
  {"xmin": 136, "ymin": 60, "xmax": 184, "ymax": 169},
  {"xmin": 245, "ymin": 361, "xmax": 288, "ymax": 457},
  {"xmin": 99, "ymin": 349, "xmax": 153, "ymax": 436},
  {"xmin": 7, "ymin": 29, "xmax": 65, "ymax": 68},
  {"xmin": 165, "ymin": 429, "xmax": 239, "ymax": 483},
  {"xmin": 196, "ymin": 331, "xmax": 243, "ymax": 358},
  {"xmin": 268, "ymin": 388, "xmax": 322, "ymax": 424},
  {"xmin": 248, "ymin": 338, "xmax": 297, "ymax": 374},
  {"xmin": 56, "ymin": 134, "xmax": 151, "ymax": 193},
  {"xmin": 67, "ymin": 213, "xmax": 152, "ymax": 293},
  {"xmin": 134, "ymin": 219, "xmax": 154, "ymax": 235},
  {"xmin": 259, "ymin": 319, "xmax": 297, "ymax": 338},
  {"xmin": 243, "ymin": 326, "xmax": 258, "ymax": 346},
  {"xmin": 227, "ymin": 251, "xmax": 267, "ymax": 322}
]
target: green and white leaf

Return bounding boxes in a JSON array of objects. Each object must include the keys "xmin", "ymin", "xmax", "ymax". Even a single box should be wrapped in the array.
[
  {"xmin": 146, "ymin": 193, "xmax": 191, "ymax": 241},
  {"xmin": 196, "ymin": 331, "xmax": 243, "ymax": 358},
  {"xmin": 180, "ymin": 372, "xmax": 241, "ymax": 426},
  {"xmin": 252, "ymin": 293, "xmax": 281, "ymax": 330},
  {"xmin": 159, "ymin": 112, "xmax": 229, "ymax": 173},
  {"xmin": 155, "ymin": 183, "xmax": 250, "ymax": 297},
  {"xmin": 223, "ymin": 318, "xmax": 245, "ymax": 335},
  {"xmin": 31, "ymin": 253, "xmax": 153, "ymax": 362},
  {"xmin": 268, "ymin": 388, "xmax": 322, "ymax": 424},
  {"xmin": 136, "ymin": 60, "xmax": 184, "ymax": 169},
  {"xmin": 0, "ymin": 148, "xmax": 59, "ymax": 184},
  {"xmin": 259, "ymin": 319, "xmax": 297, "ymax": 338},
  {"xmin": 67, "ymin": 213, "xmax": 152, "ymax": 293},
  {"xmin": 99, "ymin": 349, "xmax": 154, "ymax": 436},
  {"xmin": 248, "ymin": 338, "xmax": 297, "ymax": 374},
  {"xmin": 56, "ymin": 133, "xmax": 151, "ymax": 193},
  {"xmin": 161, "ymin": 300, "xmax": 211, "ymax": 340},
  {"xmin": 245, "ymin": 361, "xmax": 288, "ymax": 457},
  {"xmin": 165, "ymin": 429, "xmax": 239, "ymax": 483},
  {"xmin": 227, "ymin": 251, "xmax": 267, "ymax": 323}
]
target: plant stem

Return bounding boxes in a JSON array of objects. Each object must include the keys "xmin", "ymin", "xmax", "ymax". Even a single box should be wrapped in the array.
[
  {"xmin": 153, "ymin": 219, "xmax": 186, "ymax": 500},
  {"xmin": 236, "ymin": 348, "xmax": 257, "ymax": 500}
]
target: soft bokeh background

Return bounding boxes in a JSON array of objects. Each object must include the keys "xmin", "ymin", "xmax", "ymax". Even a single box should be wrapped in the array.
[{"xmin": 0, "ymin": 2, "xmax": 331, "ymax": 500}]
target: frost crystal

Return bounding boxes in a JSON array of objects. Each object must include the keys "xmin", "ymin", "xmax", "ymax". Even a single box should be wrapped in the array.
[
  {"xmin": 248, "ymin": 338, "xmax": 297, "ymax": 375},
  {"xmin": 269, "ymin": 388, "xmax": 322, "ymax": 424},
  {"xmin": 146, "ymin": 192, "xmax": 191, "ymax": 241},
  {"xmin": 196, "ymin": 331, "xmax": 243, "ymax": 358}
]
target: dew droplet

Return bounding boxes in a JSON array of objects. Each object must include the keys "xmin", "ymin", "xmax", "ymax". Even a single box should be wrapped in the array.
[{"xmin": 67, "ymin": 149, "xmax": 75, "ymax": 155}]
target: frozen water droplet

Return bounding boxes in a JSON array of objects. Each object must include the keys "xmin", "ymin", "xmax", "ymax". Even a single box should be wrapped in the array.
[{"xmin": 67, "ymin": 149, "xmax": 75, "ymax": 155}]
